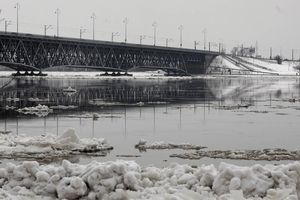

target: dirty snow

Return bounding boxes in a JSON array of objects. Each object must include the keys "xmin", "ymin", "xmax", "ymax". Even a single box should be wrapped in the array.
[{"xmin": 0, "ymin": 160, "xmax": 299, "ymax": 199}]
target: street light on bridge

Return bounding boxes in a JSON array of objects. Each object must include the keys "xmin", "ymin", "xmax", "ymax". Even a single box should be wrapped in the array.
[
  {"xmin": 139, "ymin": 35, "xmax": 146, "ymax": 45},
  {"xmin": 123, "ymin": 17, "xmax": 128, "ymax": 43},
  {"xmin": 5, "ymin": 20, "xmax": 12, "ymax": 32},
  {"xmin": 55, "ymin": 8, "xmax": 60, "ymax": 37},
  {"xmin": 194, "ymin": 41, "xmax": 200, "ymax": 50},
  {"xmin": 14, "ymin": 3, "xmax": 20, "ymax": 33},
  {"xmin": 166, "ymin": 38, "xmax": 173, "ymax": 47},
  {"xmin": 152, "ymin": 22, "xmax": 157, "ymax": 46},
  {"xmin": 0, "ymin": 10, "xmax": 5, "ymax": 30},
  {"xmin": 91, "ymin": 13, "xmax": 96, "ymax": 40},
  {"xmin": 80, "ymin": 28, "xmax": 87, "ymax": 39},
  {"xmin": 178, "ymin": 25, "xmax": 183, "ymax": 48},
  {"xmin": 44, "ymin": 25, "xmax": 52, "ymax": 36},
  {"xmin": 202, "ymin": 28, "xmax": 207, "ymax": 50},
  {"xmin": 111, "ymin": 32, "xmax": 120, "ymax": 42}
]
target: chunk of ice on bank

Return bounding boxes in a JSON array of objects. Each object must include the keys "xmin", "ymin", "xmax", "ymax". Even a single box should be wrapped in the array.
[{"xmin": 0, "ymin": 160, "xmax": 300, "ymax": 199}]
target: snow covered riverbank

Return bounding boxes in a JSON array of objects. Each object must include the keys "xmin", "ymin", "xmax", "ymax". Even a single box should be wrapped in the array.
[{"xmin": 0, "ymin": 160, "xmax": 299, "ymax": 199}]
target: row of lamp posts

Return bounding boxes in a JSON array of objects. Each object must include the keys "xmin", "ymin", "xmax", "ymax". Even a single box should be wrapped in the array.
[{"xmin": 0, "ymin": 5, "xmax": 212, "ymax": 50}]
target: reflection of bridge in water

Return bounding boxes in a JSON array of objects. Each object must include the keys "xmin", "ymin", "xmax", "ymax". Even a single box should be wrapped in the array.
[{"xmin": 0, "ymin": 78, "xmax": 216, "ymax": 112}]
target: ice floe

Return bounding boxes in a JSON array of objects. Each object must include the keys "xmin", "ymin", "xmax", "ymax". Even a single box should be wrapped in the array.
[
  {"xmin": 135, "ymin": 139, "xmax": 207, "ymax": 151},
  {"xmin": 0, "ymin": 129, "xmax": 113, "ymax": 161},
  {"xmin": 0, "ymin": 160, "xmax": 299, "ymax": 199},
  {"xmin": 170, "ymin": 148, "xmax": 300, "ymax": 161}
]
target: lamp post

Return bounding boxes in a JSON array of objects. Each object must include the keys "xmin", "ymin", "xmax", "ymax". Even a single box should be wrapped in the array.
[
  {"xmin": 55, "ymin": 8, "xmax": 60, "ymax": 37},
  {"xmin": 80, "ymin": 28, "xmax": 86, "ymax": 39},
  {"xmin": 14, "ymin": 3, "xmax": 20, "ymax": 33},
  {"xmin": 111, "ymin": 32, "xmax": 119, "ymax": 42},
  {"xmin": 152, "ymin": 22, "xmax": 157, "ymax": 46},
  {"xmin": 178, "ymin": 25, "xmax": 183, "ymax": 48},
  {"xmin": 44, "ymin": 25, "xmax": 52, "ymax": 36},
  {"xmin": 194, "ymin": 41, "xmax": 200, "ymax": 50},
  {"xmin": 140, "ymin": 35, "xmax": 146, "ymax": 45},
  {"xmin": 91, "ymin": 13, "xmax": 96, "ymax": 40},
  {"xmin": 123, "ymin": 17, "xmax": 128, "ymax": 43},
  {"xmin": 202, "ymin": 28, "xmax": 207, "ymax": 50},
  {"xmin": 5, "ymin": 20, "xmax": 12, "ymax": 32},
  {"xmin": 166, "ymin": 38, "xmax": 173, "ymax": 47}
]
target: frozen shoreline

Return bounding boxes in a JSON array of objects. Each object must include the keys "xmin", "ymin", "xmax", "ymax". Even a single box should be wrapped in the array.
[{"xmin": 0, "ymin": 159, "xmax": 299, "ymax": 199}]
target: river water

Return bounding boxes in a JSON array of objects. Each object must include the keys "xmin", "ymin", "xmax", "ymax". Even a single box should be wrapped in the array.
[{"xmin": 0, "ymin": 76, "xmax": 300, "ymax": 167}]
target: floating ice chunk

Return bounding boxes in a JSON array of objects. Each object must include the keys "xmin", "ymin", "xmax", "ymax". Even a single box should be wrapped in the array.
[{"xmin": 135, "ymin": 140, "xmax": 206, "ymax": 151}]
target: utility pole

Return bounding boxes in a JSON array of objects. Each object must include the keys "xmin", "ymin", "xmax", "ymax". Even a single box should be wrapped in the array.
[
  {"xmin": 55, "ymin": 8, "xmax": 60, "ymax": 37},
  {"xmin": 44, "ymin": 25, "xmax": 52, "ymax": 36},
  {"xmin": 178, "ymin": 25, "xmax": 183, "ymax": 48},
  {"xmin": 123, "ymin": 17, "xmax": 128, "ymax": 43},
  {"xmin": 255, "ymin": 40, "xmax": 258, "ymax": 57},
  {"xmin": 5, "ymin": 20, "xmax": 12, "ymax": 32},
  {"xmin": 152, "ymin": 22, "xmax": 157, "ymax": 46},
  {"xmin": 14, "ymin": 3, "xmax": 20, "ymax": 33},
  {"xmin": 80, "ymin": 28, "xmax": 86, "ymax": 39},
  {"xmin": 91, "ymin": 13, "xmax": 96, "ymax": 40},
  {"xmin": 292, "ymin": 49, "xmax": 294, "ymax": 61},
  {"xmin": 139, "ymin": 35, "xmax": 146, "ymax": 45},
  {"xmin": 270, "ymin": 47, "xmax": 273, "ymax": 59}
]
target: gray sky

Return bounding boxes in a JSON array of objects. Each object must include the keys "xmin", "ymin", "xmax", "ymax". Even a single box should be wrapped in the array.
[{"xmin": 1, "ymin": 0, "xmax": 300, "ymax": 58}]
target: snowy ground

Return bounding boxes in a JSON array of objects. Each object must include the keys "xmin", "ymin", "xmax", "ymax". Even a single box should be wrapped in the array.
[
  {"xmin": 210, "ymin": 56, "xmax": 300, "ymax": 76},
  {"xmin": 0, "ymin": 159, "xmax": 299, "ymax": 199}
]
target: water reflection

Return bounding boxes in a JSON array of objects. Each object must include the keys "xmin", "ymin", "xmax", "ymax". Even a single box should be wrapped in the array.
[{"xmin": 0, "ymin": 78, "xmax": 215, "ymax": 118}]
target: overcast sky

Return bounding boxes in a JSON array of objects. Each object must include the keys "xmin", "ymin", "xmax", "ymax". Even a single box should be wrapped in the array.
[{"xmin": 1, "ymin": 0, "xmax": 299, "ymax": 58}]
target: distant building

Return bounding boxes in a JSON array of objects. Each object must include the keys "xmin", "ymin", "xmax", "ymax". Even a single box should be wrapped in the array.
[{"xmin": 231, "ymin": 46, "xmax": 256, "ymax": 57}]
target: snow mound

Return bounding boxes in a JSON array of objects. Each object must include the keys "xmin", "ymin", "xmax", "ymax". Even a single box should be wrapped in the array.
[
  {"xmin": 135, "ymin": 139, "xmax": 207, "ymax": 151},
  {"xmin": 0, "ymin": 160, "xmax": 300, "ymax": 199},
  {"xmin": 0, "ymin": 129, "xmax": 113, "ymax": 161}
]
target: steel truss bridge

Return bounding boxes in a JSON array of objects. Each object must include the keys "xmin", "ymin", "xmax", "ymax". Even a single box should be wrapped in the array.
[{"xmin": 0, "ymin": 31, "xmax": 219, "ymax": 75}]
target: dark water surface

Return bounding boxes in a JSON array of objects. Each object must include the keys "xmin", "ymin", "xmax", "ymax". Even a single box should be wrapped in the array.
[{"xmin": 0, "ymin": 76, "xmax": 300, "ymax": 167}]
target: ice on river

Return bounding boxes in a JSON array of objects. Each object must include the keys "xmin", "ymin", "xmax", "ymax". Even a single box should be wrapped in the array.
[
  {"xmin": 0, "ymin": 129, "xmax": 113, "ymax": 161},
  {"xmin": 0, "ymin": 160, "xmax": 299, "ymax": 199}
]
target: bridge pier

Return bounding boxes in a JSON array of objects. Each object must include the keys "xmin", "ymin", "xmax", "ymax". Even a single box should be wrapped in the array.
[
  {"xmin": 12, "ymin": 71, "xmax": 48, "ymax": 77},
  {"xmin": 99, "ymin": 71, "xmax": 133, "ymax": 77}
]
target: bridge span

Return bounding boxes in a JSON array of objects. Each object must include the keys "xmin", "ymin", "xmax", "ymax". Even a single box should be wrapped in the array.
[{"xmin": 0, "ymin": 31, "xmax": 219, "ymax": 75}]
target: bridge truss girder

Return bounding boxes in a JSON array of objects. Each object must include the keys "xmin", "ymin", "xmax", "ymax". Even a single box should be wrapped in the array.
[{"xmin": 0, "ymin": 33, "xmax": 217, "ymax": 74}]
